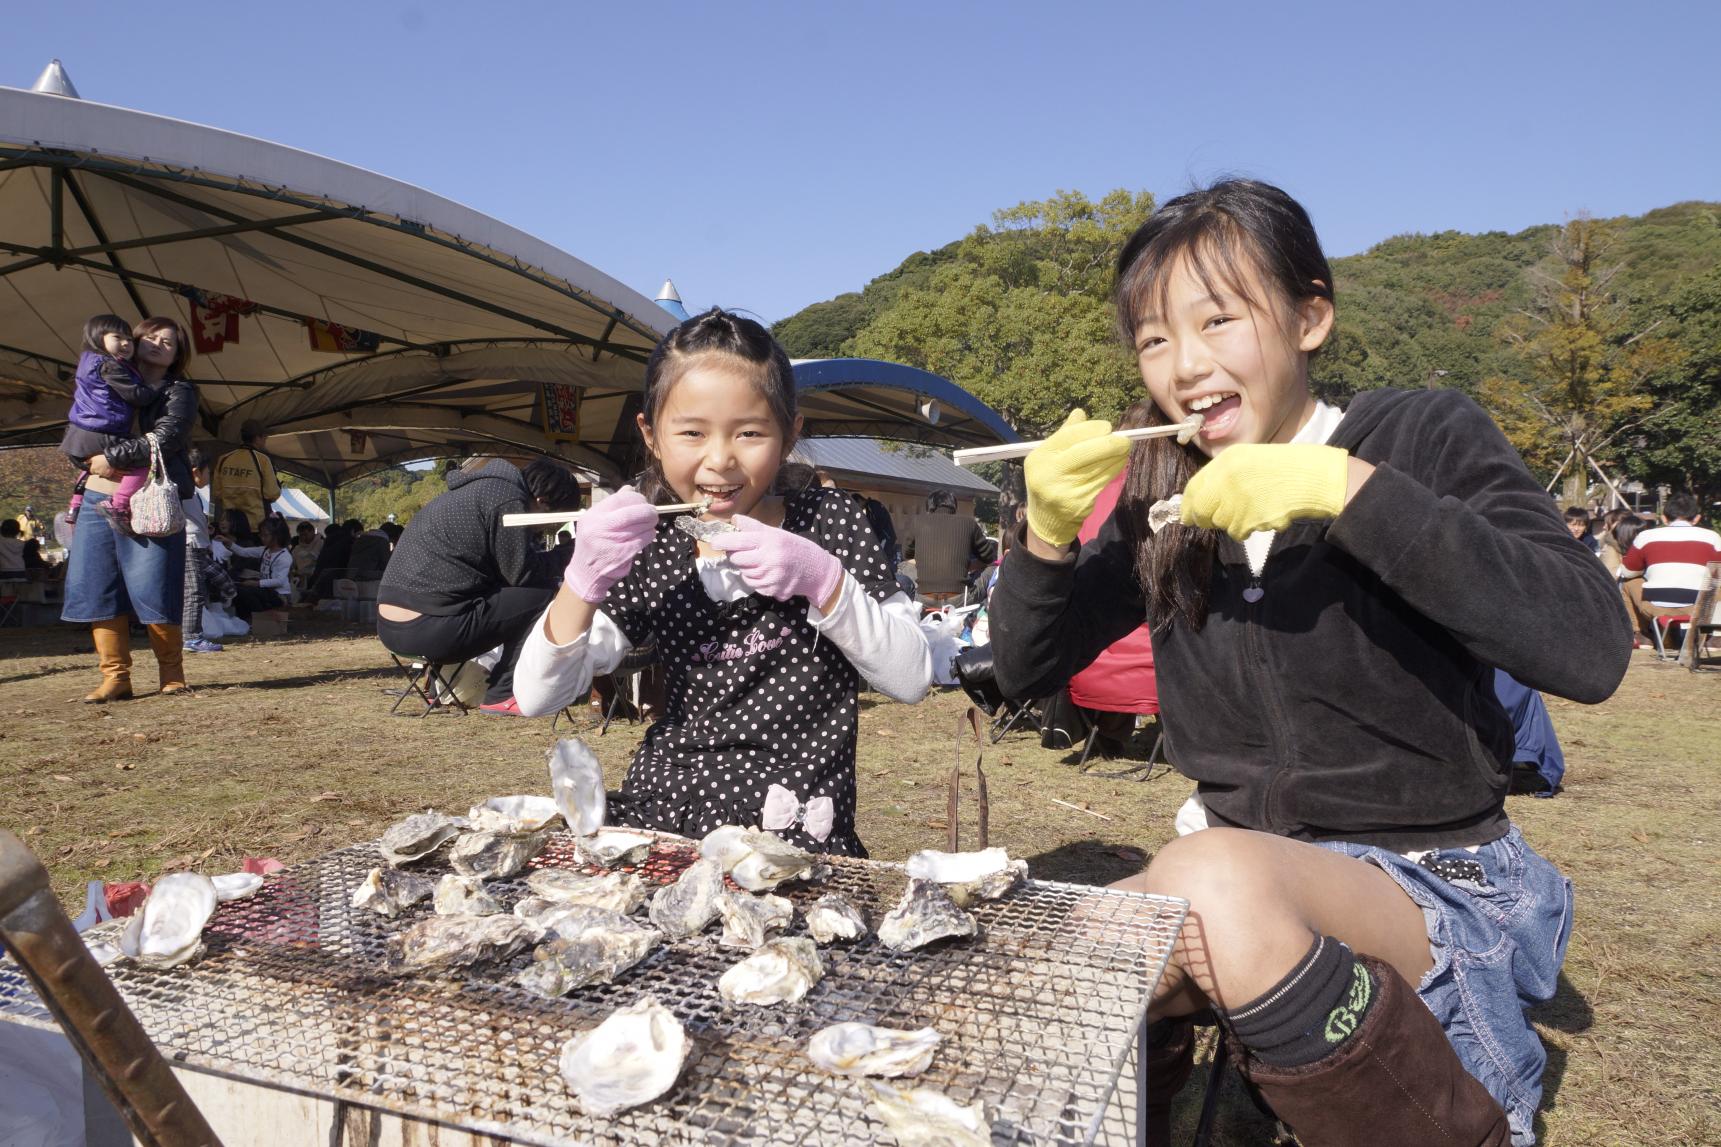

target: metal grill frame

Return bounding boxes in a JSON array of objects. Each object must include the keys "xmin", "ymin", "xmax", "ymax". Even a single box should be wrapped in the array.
[{"xmin": 1, "ymin": 834, "xmax": 1186, "ymax": 1145}]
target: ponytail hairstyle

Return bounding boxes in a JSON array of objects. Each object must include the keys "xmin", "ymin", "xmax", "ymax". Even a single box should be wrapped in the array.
[
  {"xmin": 637, "ymin": 307, "xmax": 799, "ymax": 503},
  {"xmin": 1111, "ymin": 179, "xmax": 1335, "ymax": 632}
]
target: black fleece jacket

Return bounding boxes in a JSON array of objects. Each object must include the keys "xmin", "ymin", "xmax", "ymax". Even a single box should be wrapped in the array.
[
  {"xmin": 379, "ymin": 461, "xmax": 555, "ymax": 614},
  {"xmin": 990, "ymin": 388, "xmax": 1632, "ymax": 851},
  {"xmin": 103, "ymin": 378, "xmax": 197, "ymax": 500}
]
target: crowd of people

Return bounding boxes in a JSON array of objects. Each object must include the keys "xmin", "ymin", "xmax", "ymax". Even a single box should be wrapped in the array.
[{"xmin": 38, "ymin": 179, "xmax": 1719, "ymax": 1147}]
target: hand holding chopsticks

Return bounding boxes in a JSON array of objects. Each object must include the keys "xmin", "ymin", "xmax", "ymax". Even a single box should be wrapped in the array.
[{"xmin": 952, "ymin": 413, "xmax": 1203, "ymax": 467}]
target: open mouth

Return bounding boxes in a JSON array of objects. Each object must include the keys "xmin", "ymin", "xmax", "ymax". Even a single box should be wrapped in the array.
[
  {"xmin": 696, "ymin": 484, "xmax": 744, "ymax": 509},
  {"xmin": 1186, "ymin": 392, "xmax": 1241, "ymax": 439}
]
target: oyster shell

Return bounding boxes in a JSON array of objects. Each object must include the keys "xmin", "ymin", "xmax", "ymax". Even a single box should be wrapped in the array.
[
  {"xmin": 717, "ymin": 937, "xmax": 824, "ymax": 1006},
  {"xmin": 378, "ymin": 810, "xmax": 462, "ymax": 866},
  {"xmin": 210, "ymin": 872, "xmax": 264, "ymax": 902},
  {"xmin": 449, "ymin": 829, "xmax": 548, "ymax": 880},
  {"xmin": 576, "ymin": 829, "xmax": 655, "ymax": 868},
  {"xmin": 549, "ymin": 737, "xmax": 607, "ymax": 836},
  {"xmin": 385, "ymin": 913, "xmax": 533, "ymax": 975},
  {"xmin": 523, "ymin": 869, "xmax": 648, "ymax": 915},
  {"xmin": 516, "ymin": 908, "xmax": 662, "ymax": 996},
  {"xmin": 730, "ymin": 830, "xmax": 817, "ymax": 892},
  {"xmin": 433, "ymin": 873, "xmax": 501, "ymax": 917},
  {"xmin": 558, "ymin": 996, "xmax": 687, "ymax": 1116},
  {"xmin": 647, "ymin": 857, "xmax": 725, "ymax": 939},
  {"xmin": 466, "ymin": 794, "xmax": 561, "ymax": 835},
  {"xmin": 699, "ymin": 824, "xmax": 753, "ymax": 872},
  {"xmin": 716, "ymin": 890, "xmax": 793, "ymax": 950},
  {"xmin": 906, "ymin": 848, "xmax": 1026, "ymax": 907},
  {"xmin": 806, "ymin": 1023, "xmax": 941, "ymax": 1078},
  {"xmin": 878, "ymin": 880, "xmax": 977, "ymax": 953},
  {"xmin": 86, "ymin": 938, "xmax": 123, "ymax": 967},
  {"xmin": 867, "ymin": 1081, "xmax": 991, "ymax": 1147},
  {"xmin": 352, "ymin": 867, "xmax": 436, "ymax": 918},
  {"xmin": 804, "ymin": 893, "xmax": 868, "ymax": 944},
  {"xmin": 117, "ymin": 873, "xmax": 218, "ymax": 968}
]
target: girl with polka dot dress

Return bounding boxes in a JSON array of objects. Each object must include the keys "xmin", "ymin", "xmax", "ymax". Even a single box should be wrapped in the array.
[{"xmin": 514, "ymin": 309, "xmax": 933, "ymax": 856}]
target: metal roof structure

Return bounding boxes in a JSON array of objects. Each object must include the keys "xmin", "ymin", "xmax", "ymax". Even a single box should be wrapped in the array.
[
  {"xmin": 0, "ymin": 66, "xmax": 1020, "ymax": 487},
  {"xmin": 793, "ymin": 437, "xmax": 999, "ymax": 497},
  {"xmin": 791, "ymin": 358, "xmax": 1018, "ymax": 450}
]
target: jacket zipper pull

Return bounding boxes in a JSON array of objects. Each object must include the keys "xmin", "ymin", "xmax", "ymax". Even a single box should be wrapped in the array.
[{"xmin": 1243, "ymin": 576, "xmax": 1264, "ymax": 604}]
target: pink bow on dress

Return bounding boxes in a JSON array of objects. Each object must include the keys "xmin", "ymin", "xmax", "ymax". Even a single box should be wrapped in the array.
[{"xmin": 761, "ymin": 783, "xmax": 835, "ymax": 842}]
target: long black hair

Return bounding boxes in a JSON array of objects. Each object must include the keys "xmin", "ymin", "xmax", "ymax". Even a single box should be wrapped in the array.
[
  {"xmin": 637, "ymin": 307, "xmax": 804, "ymax": 502},
  {"xmin": 1111, "ymin": 179, "xmax": 1335, "ymax": 632}
]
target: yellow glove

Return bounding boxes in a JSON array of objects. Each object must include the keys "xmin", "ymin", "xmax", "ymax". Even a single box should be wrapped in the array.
[
  {"xmin": 1024, "ymin": 410, "xmax": 1132, "ymax": 547},
  {"xmin": 1181, "ymin": 444, "xmax": 1350, "ymax": 540}
]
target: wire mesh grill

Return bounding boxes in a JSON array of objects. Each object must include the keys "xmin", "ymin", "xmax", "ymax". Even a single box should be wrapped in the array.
[{"xmin": 1, "ymin": 834, "xmax": 1185, "ymax": 1145}]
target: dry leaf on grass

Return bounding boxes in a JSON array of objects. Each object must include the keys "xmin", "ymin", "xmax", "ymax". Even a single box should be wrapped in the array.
[{"xmin": 52, "ymin": 774, "xmax": 73, "ymax": 782}]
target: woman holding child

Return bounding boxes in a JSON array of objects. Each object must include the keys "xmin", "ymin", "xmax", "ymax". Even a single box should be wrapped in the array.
[{"xmin": 61, "ymin": 316, "xmax": 198, "ymax": 703}]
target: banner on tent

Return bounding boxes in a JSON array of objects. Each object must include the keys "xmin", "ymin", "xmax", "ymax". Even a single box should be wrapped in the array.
[{"xmin": 541, "ymin": 383, "xmax": 581, "ymax": 442}]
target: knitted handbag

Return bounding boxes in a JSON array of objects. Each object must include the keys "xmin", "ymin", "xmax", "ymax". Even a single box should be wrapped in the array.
[{"xmin": 128, "ymin": 435, "xmax": 186, "ymax": 539}]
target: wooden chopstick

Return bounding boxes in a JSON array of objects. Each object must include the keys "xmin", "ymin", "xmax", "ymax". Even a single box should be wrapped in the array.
[
  {"xmin": 501, "ymin": 502, "xmax": 704, "ymax": 528},
  {"xmin": 952, "ymin": 420, "xmax": 1201, "ymax": 467}
]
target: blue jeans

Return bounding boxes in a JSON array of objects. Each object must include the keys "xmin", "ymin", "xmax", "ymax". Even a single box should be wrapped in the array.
[
  {"xmin": 1323, "ymin": 825, "xmax": 1572, "ymax": 1146},
  {"xmin": 61, "ymin": 489, "xmax": 185, "ymax": 625}
]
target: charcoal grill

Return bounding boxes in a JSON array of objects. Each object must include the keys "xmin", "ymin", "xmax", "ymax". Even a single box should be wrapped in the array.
[{"xmin": 0, "ymin": 834, "xmax": 1186, "ymax": 1145}]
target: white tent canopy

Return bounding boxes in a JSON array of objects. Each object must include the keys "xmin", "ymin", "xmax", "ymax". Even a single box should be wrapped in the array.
[
  {"xmin": 272, "ymin": 487, "xmax": 331, "ymax": 525},
  {"xmin": 0, "ymin": 79, "xmax": 675, "ymax": 485}
]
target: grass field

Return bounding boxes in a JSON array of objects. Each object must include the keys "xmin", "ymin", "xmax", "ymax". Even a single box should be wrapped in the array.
[{"xmin": 1, "ymin": 616, "xmax": 1716, "ymax": 1144}]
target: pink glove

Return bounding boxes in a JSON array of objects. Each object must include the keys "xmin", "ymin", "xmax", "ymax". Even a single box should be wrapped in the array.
[
  {"xmin": 707, "ymin": 514, "xmax": 845, "ymax": 607},
  {"xmin": 562, "ymin": 486, "xmax": 661, "ymax": 603}
]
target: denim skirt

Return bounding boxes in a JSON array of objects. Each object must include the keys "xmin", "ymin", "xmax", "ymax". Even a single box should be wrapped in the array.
[{"xmin": 60, "ymin": 489, "xmax": 186, "ymax": 625}]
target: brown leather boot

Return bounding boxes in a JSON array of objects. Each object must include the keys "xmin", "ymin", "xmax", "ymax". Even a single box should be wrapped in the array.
[
  {"xmin": 1140, "ymin": 1016, "xmax": 1195, "ymax": 1145},
  {"xmin": 84, "ymin": 619, "xmax": 133, "ymax": 703},
  {"xmin": 1236, "ymin": 955, "xmax": 1510, "ymax": 1147},
  {"xmin": 147, "ymin": 623, "xmax": 189, "ymax": 695}
]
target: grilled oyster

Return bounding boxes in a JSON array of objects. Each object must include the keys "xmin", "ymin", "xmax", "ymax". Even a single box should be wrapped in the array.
[
  {"xmin": 647, "ymin": 857, "xmax": 725, "ymax": 939},
  {"xmin": 878, "ymin": 880, "xmax": 977, "ymax": 953},
  {"xmin": 523, "ymin": 869, "xmax": 649, "ymax": 915},
  {"xmin": 804, "ymin": 893, "xmax": 868, "ymax": 944},
  {"xmin": 210, "ymin": 872, "xmax": 264, "ymax": 902},
  {"xmin": 549, "ymin": 737, "xmax": 607, "ymax": 837},
  {"xmin": 433, "ymin": 873, "xmax": 501, "ymax": 917},
  {"xmin": 716, "ymin": 890, "xmax": 793, "ymax": 950},
  {"xmin": 575, "ymin": 829, "xmax": 655, "ymax": 868},
  {"xmin": 905, "ymin": 847, "xmax": 1026, "ymax": 907},
  {"xmin": 378, "ymin": 810, "xmax": 462, "ymax": 866},
  {"xmin": 807, "ymin": 1023, "xmax": 941, "ymax": 1078},
  {"xmin": 699, "ymin": 824, "xmax": 754, "ymax": 872},
  {"xmin": 466, "ymin": 794, "xmax": 561, "ymax": 835},
  {"xmin": 449, "ymin": 829, "xmax": 548, "ymax": 880},
  {"xmin": 867, "ymin": 1081, "xmax": 992, "ymax": 1147},
  {"xmin": 558, "ymin": 996, "xmax": 687, "ymax": 1116},
  {"xmin": 385, "ymin": 913, "xmax": 533, "ymax": 975},
  {"xmin": 351, "ymin": 866, "xmax": 436, "ymax": 919},
  {"xmin": 717, "ymin": 937, "xmax": 824, "ymax": 1006},
  {"xmin": 117, "ymin": 873, "xmax": 218, "ymax": 968},
  {"xmin": 516, "ymin": 908, "xmax": 662, "ymax": 996},
  {"xmin": 730, "ymin": 830, "xmax": 818, "ymax": 892}
]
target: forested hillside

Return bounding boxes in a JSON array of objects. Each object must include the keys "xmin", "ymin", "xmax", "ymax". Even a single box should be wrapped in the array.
[{"xmin": 774, "ymin": 193, "xmax": 1721, "ymax": 499}]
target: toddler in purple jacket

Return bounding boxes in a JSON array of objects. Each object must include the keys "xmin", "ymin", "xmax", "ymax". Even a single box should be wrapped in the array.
[{"xmin": 59, "ymin": 314, "xmax": 152, "ymax": 534}]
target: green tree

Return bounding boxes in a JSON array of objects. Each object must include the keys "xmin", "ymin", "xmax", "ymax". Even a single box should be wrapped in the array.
[
  {"xmin": 1626, "ymin": 267, "xmax": 1721, "ymax": 498},
  {"xmin": 1479, "ymin": 216, "xmax": 1674, "ymax": 504}
]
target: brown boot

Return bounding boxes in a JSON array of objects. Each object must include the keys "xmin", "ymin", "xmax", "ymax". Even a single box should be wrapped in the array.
[
  {"xmin": 1236, "ymin": 955, "xmax": 1510, "ymax": 1147},
  {"xmin": 146, "ymin": 623, "xmax": 189, "ymax": 695},
  {"xmin": 1140, "ymin": 1016, "xmax": 1195, "ymax": 1145},
  {"xmin": 84, "ymin": 619, "xmax": 133, "ymax": 703}
]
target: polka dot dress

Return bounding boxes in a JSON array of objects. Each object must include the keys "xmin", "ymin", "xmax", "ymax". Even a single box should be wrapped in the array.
[{"xmin": 600, "ymin": 488, "xmax": 900, "ymax": 857}]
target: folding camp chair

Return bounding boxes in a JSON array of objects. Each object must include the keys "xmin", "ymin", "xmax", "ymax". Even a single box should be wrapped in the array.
[
  {"xmin": 0, "ymin": 586, "xmax": 20, "ymax": 628},
  {"xmin": 596, "ymin": 637, "xmax": 658, "ymax": 735},
  {"xmin": 387, "ymin": 653, "xmax": 470, "ymax": 716},
  {"xmin": 951, "ymin": 644, "xmax": 1045, "ymax": 744}
]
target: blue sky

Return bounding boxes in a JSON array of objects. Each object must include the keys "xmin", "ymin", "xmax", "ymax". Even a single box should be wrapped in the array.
[{"xmin": 5, "ymin": 2, "xmax": 1716, "ymax": 324}]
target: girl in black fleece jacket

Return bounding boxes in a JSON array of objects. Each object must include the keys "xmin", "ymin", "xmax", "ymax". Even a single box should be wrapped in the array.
[{"xmin": 989, "ymin": 181, "xmax": 1631, "ymax": 1147}]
